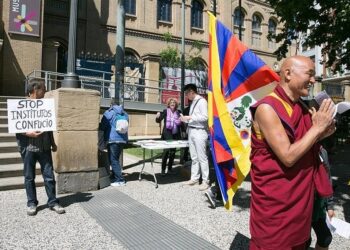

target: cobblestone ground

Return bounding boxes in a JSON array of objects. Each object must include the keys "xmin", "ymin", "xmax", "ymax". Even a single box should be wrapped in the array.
[
  {"xmin": 0, "ymin": 145, "xmax": 349, "ymax": 249},
  {"xmin": 119, "ymin": 148, "xmax": 350, "ymax": 250}
]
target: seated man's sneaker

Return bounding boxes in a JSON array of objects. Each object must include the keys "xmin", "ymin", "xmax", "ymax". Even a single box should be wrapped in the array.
[
  {"xmin": 50, "ymin": 204, "xmax": 66, "ymax": 214},
  {"xmin": 111, "ymin": 181, "xmax": 126, "ymax": 187},
  {"xmin": 205, "ymin": 189, "xmax": 216, "ymax": 209},
  {"xmin": 183, "ymin": 179, "xmax": 199, "ymax": 186},
  {"xmin": 27, "ymin": 205, "xmax": 37, "ymax": 216}
]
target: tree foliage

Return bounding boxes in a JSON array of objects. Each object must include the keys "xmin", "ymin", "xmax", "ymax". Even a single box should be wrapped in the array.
[
  {"xmin": 160, "ymin": 32, "xmax": 205, "ymax": 70},
  {"xmin": 266, "ymin": 0, "xmax": 350, "ymax": 71}
]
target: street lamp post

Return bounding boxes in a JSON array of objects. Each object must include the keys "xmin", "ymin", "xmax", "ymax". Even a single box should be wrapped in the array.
[
  {"xmin": 115, "ymin": 0, "xmax": 125, "ymax": 106},
  {"xmin": 62, "ymin": 0, "xmax": 80, "ymax": 88},
  {"xmin": 213, "ymin": 0, "xmax": 216, "ymax": 16}
]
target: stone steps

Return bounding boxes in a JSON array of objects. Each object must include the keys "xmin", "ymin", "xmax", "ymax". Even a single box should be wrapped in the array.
[
  {"xmin": 0, "ymin": 108, "xmax": 6, "ymax": 116},
  {"xmin": 0, "ymin": 96, "xmax": 44, "ymax": 191},
  {"xmin": 0, "ymin": 141, "xmax": 17, "ymax": 153},
  {"xmin": 0, "ymin": 133, "xmax": 16, "ymax": 142},
  {"xmin": 0, "ymin": 175, "xmax": 44, "ymax": 191},
  {"xmin": 0, "ymin": 163, "xmax": 41, "ymax": 178},
  {"xmin": 0, "ymin": 124, "xmax": 9, "ymax": 133},
  {"xmin": 0, "ymin": 152, "xmax": 22, "ymax": 165},
  {"xmin": 0, "ymin": 115, "xmax": 8, "ymax": 125}
]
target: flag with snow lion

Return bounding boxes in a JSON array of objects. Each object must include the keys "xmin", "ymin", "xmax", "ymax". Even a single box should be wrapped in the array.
[{"xmin": 208, "ymin": 12, "xmax": 280, "ymax": 210}]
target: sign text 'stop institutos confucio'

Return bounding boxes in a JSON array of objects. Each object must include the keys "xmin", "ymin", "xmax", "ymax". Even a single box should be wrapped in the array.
[
  {"xmin": 7, "ymin": 99, "xmax": 57, "ymax": 133},
  {"xmin": 8, "ymin": 0, "xmax": 41, "ymax": 37}
]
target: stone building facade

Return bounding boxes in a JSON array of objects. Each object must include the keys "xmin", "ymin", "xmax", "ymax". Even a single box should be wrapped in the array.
[{"xmin": 1, "ymin": 0, "xmax": 291, "ymax": 96}]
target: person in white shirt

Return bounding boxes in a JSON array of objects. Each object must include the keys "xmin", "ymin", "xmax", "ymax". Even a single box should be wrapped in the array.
[{"xmin": 180, "ymin": 84, "xmax": 210, "ymax": 191}]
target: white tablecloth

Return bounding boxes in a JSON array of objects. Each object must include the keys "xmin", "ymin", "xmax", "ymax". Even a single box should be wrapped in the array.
[{"xmin": 134, "ymin": 140, "xmax": 189, "ymax": 150}]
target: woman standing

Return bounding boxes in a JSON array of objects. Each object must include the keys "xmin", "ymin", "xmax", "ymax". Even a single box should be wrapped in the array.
[{"xmin": 156, "ymin": 98, "xmax": 182, "ymax": 176}]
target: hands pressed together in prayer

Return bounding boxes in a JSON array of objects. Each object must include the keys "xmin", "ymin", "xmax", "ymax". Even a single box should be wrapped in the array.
[{"xmin": 310, "ymin": 99, "xmax": 336, "ymax": 140}]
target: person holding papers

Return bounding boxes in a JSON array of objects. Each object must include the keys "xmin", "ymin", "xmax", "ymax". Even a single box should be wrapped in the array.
[
  {"xmin": 249, "ymin": 56, "xmax": 335, "ymax": 249},
  {"xmin": 180, "ymin": 84, "xmax": 210, "ymax": 191},
  {"xmin": 16, "ymin": 79, "xmax": 65, "ymax": 216},
  {"xmin": 156, "ymin": 98, "xmax": 182, "ymax": 176}
]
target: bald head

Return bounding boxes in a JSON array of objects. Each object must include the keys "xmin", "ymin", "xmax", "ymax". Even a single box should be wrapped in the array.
[
  {"xmin": 279, "ymin": 55, "xmax": 316, "ymax": 101},
  {"xmin": 280, "ymin": 56, "xmax": 315, "ymax": 82}
]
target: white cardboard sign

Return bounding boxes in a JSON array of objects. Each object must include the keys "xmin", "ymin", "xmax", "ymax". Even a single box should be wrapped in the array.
[{"xmin": 7, "ymin": 99, "xmax": 57, "ymax": 133}]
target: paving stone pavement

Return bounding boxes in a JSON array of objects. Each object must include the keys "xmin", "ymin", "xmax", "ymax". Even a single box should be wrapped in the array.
[{"xmin": 0, "ymin": 145, "xmax": 349, "ymax": 250}]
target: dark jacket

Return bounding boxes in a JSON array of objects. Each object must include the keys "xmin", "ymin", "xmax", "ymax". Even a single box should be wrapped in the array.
[{"xmin": 156, "ymin": 109, "xmax": 182, "ymax": 140}]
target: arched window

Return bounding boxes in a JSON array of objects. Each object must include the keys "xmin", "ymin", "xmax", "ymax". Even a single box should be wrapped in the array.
[
  {"xmin": 251, "ymin": 14, "xmax": 262, "ymax": 47},
  {"xmin": 268, "ymin": 19, "xmax": 277, "ymax": 49},
  {"xmin": 233, "ymin": 7, "xmax": 245, "ymax": 40},
  {"xmin": 233, "ymin": 8, "xmax": 245, "ymax": 27},
  {"xmin": 191, "ymin": 0, "xmax": 203, "ymax": 29},
  {"xmin": 158, "ymin": 0, "xmax": 172, "ymax": 22},
  {"xmin": 124, "ymin": 0, "xmax": 136, "ymax": 15},
  {"xmin": 124, "ymin": 50, "xmax": 140, "ymax": 68}
]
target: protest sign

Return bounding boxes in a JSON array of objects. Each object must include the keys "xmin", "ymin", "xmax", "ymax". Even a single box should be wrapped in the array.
[{"xmin": 7, "ymin": 99, "xmax": 57, "ymax": 133}]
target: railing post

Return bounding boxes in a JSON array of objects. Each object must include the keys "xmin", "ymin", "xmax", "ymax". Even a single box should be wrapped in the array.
[
  {"xmin": 101, "ymin": 80, "xmax": 104, "ymax": 98},
  {"xmin": 44, "ymin": 71, "xmax": 49, "ymax": 91}
]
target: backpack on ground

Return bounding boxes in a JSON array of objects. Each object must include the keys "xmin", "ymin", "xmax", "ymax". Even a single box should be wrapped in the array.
[{"xmin": 114, "ymin": 113, "xmax": 129, "ymax": 134}]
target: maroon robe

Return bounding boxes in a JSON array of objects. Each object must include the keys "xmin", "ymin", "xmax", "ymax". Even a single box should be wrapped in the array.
[{"xmin": 249, "ymin": 85, "xmax": 333, "ymax": 249}]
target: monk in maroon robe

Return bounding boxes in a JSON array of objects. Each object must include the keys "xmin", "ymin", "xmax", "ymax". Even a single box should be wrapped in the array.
[{"xmin": 249, "ymin": 56, "xmax": 335, "ymax": 250}]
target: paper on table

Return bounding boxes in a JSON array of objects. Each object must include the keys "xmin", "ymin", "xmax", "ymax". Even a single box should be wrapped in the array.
[{"xmin": 326, "ymin": 214, "xmax": 350, "ymax": 239}]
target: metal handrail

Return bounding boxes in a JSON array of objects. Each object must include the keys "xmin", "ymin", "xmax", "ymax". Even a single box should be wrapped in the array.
[{"xmin": 27, "ymin": 70, "xmax": 209, "ymax": 105}]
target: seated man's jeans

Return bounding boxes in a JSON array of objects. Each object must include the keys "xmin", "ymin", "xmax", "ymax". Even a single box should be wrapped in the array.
[
  {"xmin": 107, "ymin": 143, "xmax": 125, "ymax": 182},
  {"xmin": 22, "ymin": 149, "xmax": 58, "ymax": 207}
]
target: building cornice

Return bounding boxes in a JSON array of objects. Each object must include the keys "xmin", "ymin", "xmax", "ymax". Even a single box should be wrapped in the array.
[
  {"xmin": 251, "ymin": 48, "xmax": 277, "ymax": 58},
  {"xmin": 102, "ymin": 25, "xmax": 276, "ymax": 58},
  {"xmin": 142, "ymin": 53, "xmax": 161, "ymax": 62},
  {"xmin": 248, "ymin": 0, "xmax": 273, "ymax": 9},
  {"xmin": 102, "ymin": 25, "xmax": 209, "ymax": 48},
  {"xmin": 323, "ymin": 75, "xmax": 350, "ymax": 83}
]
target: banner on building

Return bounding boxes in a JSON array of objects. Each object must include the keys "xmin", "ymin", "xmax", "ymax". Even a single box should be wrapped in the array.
[
  {"xmin": 160, "ymin": 67, "xmax": 208, "ymax": 105},
  {"xmin": 7, "ymin": 99, "xmax": 56, "ymax": 133},
  {"xmin": 8, "ymin": 0, "xmax": 41, "ymax": 37}
]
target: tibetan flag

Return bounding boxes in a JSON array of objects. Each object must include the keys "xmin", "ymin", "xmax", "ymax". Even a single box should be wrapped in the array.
[{"xmin": 208, "ymin": 12, "xmax": 280, "ymax": 210}]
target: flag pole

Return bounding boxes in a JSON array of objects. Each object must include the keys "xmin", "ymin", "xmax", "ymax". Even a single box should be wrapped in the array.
[
  {"xmin": 239, "ymin": 0, "xmax": 242, "ymax": 40},
  {"xmin": 180, "ymin": 0, "xmax": 186, "ymax": 112}
]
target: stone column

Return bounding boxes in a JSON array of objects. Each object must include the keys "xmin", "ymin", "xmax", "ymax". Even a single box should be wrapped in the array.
[
  {"xmin": 45, "ymin": 88, "xmax": 101, "ymax": 193},
  {"xmin": 142, "ymin": 54, "xmax": 162, "ymax": 135},
  {"xmin": 261, "ymin": 23, "xmax": 268, "ymax": 51},
  {"xmin": 142, "ymin": 53, "xmax": 161, "ymax": 104},
  {"xmin": 342, "ymin": 80, "xmax": 350, "ymax": 102}
]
